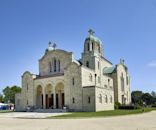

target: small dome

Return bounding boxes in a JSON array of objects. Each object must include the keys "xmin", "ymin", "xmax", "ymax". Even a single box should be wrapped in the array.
[{"xmin": 85, "ymin": 35, "xmax": 103, "ymax": 45}]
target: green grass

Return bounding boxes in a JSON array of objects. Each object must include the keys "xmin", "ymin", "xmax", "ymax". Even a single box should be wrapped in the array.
[
  {"xmin": 49, "ymin": 108, "xmax": 156, "ymax": 119},
  {"xmin": 0, "ymin": 110, "xmax": 13, "ymax": 113}
]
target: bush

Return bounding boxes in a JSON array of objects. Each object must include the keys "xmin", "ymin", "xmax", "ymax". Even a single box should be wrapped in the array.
[
  {"xmin": 119, "ymin": 105, "xmax": 141, "ymax": 110},
  {"xmin": 151, "ymin": 104, "xmax": 156, "ymax": 107},
  {"xmin": 114, "ymin": 102, "xmax": 121, "ymax": 109}
]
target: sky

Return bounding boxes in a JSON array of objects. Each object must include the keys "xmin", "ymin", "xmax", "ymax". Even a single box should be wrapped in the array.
[{"xmin": 0, "ymin": 0, "xmax": 156, "ymax": 93}]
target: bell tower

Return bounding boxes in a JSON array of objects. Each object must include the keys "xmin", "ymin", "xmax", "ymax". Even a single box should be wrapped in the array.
[
  {"xmin": 83, "ymin": 29, "xmax": 104, "ymax": 56},
  {"xmin": 81, "ymin": 29, "xmax": 104, "ymax": 70}
]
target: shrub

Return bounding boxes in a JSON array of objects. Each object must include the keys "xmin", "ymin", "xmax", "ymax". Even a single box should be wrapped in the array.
[
  {"xmin": 151, "ymin": 104, "xmax": 156, "ymax": 107},
  {"xmin": 114, "ymin": 102, "xmax": 121, "ymax": 109},
  {"xmin": 119, "ymin": 105, "xmax": 141, "ymax": 110}
]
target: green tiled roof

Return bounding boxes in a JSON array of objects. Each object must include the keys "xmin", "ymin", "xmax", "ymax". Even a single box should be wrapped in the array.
[{"xmin": 103, "ymin": 67, "xmax": 116, "ymax": 74}]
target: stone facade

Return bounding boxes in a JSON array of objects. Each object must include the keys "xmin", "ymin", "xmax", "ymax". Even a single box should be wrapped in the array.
[{"xmin": 15, "ymin": 30, "xmax": 131, "ymax": 112}]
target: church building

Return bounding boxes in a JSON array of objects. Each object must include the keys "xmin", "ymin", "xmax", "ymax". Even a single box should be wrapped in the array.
[{"xmin": 15, "ymin": 30, "xmax": 131, "ymax": 112}]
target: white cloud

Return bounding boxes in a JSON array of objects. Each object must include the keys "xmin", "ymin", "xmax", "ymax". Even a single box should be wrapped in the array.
[{"xmin": 148, "ymin": 61, "xmax": 156, "ymax": 67}]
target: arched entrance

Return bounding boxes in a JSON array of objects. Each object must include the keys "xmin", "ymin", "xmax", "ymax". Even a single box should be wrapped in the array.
[
  {"xmin": 36, "ymin": 85, "xmax": 43, "ymax": 108},
  {"xmin": 45, "ymin": 84, "xmax": 53, "ymax": 109},
  {"xmin": 55, "ymin": 82, "xmax": 64, "ymax": 109}
]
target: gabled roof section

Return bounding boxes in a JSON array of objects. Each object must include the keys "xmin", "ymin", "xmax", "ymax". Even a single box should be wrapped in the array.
[
  {"xmin": 103, "ymin": 67, "xmax": 116, "ymax": 74},
  {"xmin": 101, "ymin": 56, "xmax": 113, "ymax": 65}
]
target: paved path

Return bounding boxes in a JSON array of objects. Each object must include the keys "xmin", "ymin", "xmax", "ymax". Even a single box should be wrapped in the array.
[
  {"xmin": 0, "ymin": 111, "xmax": 156, "ymax": 130},
  {"xmin": 0, "ymin": 112, "xmax": 70, "ymax": 119}
]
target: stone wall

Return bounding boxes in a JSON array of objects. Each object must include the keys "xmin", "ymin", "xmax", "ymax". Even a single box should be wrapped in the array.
[
  {"xmin": 64, "ymin": 62, "xmax": 83, "ymax": 111},
  {"xmin": 113, "ymin": 64, "xmax": 131, "ymax": 105},
  {"xmin": 39, "ymin": 50, "xmax": 73, "ymax": 76}
]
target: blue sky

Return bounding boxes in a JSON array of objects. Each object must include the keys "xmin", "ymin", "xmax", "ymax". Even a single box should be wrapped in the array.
[{"xmin": 0, "ymin": 0, "xmax": 156, "ymax": 93}]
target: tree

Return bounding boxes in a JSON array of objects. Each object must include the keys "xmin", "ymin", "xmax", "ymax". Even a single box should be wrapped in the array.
[
  {"xmin": 151, "ymin": 91, "xmax": 156, "ymax": 98},
  {"xmin": 142, "ymin": 93, "xmax": 154, "ymax": 105},
  {"xmin": 131, "ymin": 91, "xmax": 143, "ymax": 105},
  {"xmin": 0, "ymin": 93, "xmax": 3, "ymax": 102},
  {"xmin": 3, "ymin": 86, "xmax": 21, "ymax": 103}
]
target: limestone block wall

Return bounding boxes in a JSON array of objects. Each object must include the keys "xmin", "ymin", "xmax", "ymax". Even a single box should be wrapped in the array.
[
  {"xmin": 22, "ymin": 72, "xmax": 35, "ymax": 108},
  {"xmin": 82, "ymin": 87, "xmax": 95, "ymax": 112},
  {"xmin": 15, "ymin": 71, "xmax": 35, "ymax": 111},
  {"xmin": 39, "ymin": 50, "xmax": 73, "ymax": 76},
  {"xmin": 81, "ymin": 52, "xmax": 95, "ymax": 70},
  {"xmin": 64, "ymin": 62, "xmax": 83, "ymax": 111},
  {"xmin": 81, "ymin": 66, "xmax": 95, "ymax": 87},
  {"xmin": 95, "ymin": 87, "xmax": 114, "ymax": 111},
  {"xmin": 112, "ymin": 72, "xmax": 118, "ymax": 103},
  {"xmin": 15, "ymin": 93, "xmax": 23, "ymax": 111},
  {"xmin": 114, "ymin": 64, "xmax": 131, "ymax": 105}
]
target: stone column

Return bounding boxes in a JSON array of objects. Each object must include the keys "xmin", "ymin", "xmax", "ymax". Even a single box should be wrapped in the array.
[
  {"xmin": 53, "ymin": 87, "xmax": 56, "ymax": 109},
  {"xmin": 43, "ymin": 90, "xmax": 46, "ymax": 109},
  {"xmin": 59, "ymin": 90, "xmax": 62, "ymax": 108}
]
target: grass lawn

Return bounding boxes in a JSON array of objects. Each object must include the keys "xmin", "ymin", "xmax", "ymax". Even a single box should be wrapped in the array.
[
  {"xmin": 49, "ymin": 107, "xmax": 156, "ymax": 119},
  {"xmin": 0, "ymin": 110, "xmax": 13, "ymax": 113}
]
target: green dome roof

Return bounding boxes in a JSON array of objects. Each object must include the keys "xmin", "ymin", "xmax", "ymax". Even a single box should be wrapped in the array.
[{"xmin": 85, "ymin": 35, "xmax": 103, "ymax": 45}]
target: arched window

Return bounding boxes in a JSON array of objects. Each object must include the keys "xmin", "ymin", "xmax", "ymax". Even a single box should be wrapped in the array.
[
  {"xmin": 121, "ymin": 73, "xmax": 125, "ymax": 91},
  {"xmin": 54, "ymin": 58, "xmax": 57, "ymax": 72},
  {"xmin": 89, "ymin": 74, "xmax": 93, "ymax": 82},
  {"xmin": 86, "ymin": 61, "xmax": 89, "ymax": 68},
  {"xmin": 87, "ymin": 43, "xmax": 90, "ymax": 51},
  {"xmin": 126, "ymin": 76, "xmax": 129, "ymax": 85},
  {"xmin": 98, "ymin": 76, "xmax": 100, "ymax": 83},
  {"xmin": 72, "ymin": 77, "xmax": 75, "ymax": 86},
  {"xmin": 88, "ymin": 96, "xmax": 91, "ymax": 104},
  {"xmin": 58, "ymin": 60, "xmax": 60, "ymax": 72},
  {"xmin": 72, "ymin": 97, "xmax": 75, "ymax": 104},
  {"xmin": 92, "ymin": 42, "xmax": 94, "ymax": 50},
  {"xmin": 110, "ymin": 95, "xmax": 113, "ymax": 103},
  {"xmin": 108, "ymin": 79, "xmax": 110, "ymax": 87},
  {"xmin": 105, "ymin": 95, "xmax": 108, "ymax": 103},
  {"xmin": 98, "ymin": 61, "xmax": 100, "ymax": 69},
  {"xmin": 49, "ymin": 62, "xmax": 52, "ymax": 73},
  {"xmin": 98, "ymin": 45, "xmax": 100, "ymax": 53},
  {"xmin": 99, "ymin": 94, "xmax": 102, "ymax": 103}
]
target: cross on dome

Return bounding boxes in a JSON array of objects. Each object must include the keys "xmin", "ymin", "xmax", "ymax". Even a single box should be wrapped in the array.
[
  {"xmin": 88, "ymin": 29, "xmax": 95, "ymax": 36},
  {"xmin": 52, "ymin": 43, "xmax": 57, "ymax": 50}
]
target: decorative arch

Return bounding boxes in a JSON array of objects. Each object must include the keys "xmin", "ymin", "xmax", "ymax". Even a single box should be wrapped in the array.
[
  {"xmin": 36, "ymin": 85, "xmax": 43, "ymax": 108},
  {"xmin": 55, "ymin": 82, "xmax": 65, "ymax": 109},
  {"xmin": 99, "ymin": 94, "xmax": 102, "ymax": 103},
  {"xmin": 105, "ymin": 95, "xmax": 108, "ymax": 103}
]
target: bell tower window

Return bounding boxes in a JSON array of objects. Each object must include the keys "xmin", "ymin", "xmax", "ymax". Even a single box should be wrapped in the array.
[
  {"xmin": 87, "ymin": 43, "xmax": 90, "ymax": 51},
  {"xmin": 92, "ymin": 42, "xmax": 94, "ymax": 50}
]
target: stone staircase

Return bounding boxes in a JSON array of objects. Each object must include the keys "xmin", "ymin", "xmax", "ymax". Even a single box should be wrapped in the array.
[{"xmin": 34, "ymin": 109, "xmax": 68, "ymax": 113}]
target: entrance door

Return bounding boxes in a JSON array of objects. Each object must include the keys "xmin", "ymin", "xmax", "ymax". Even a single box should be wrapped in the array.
[
  {"xmin": 46, "ymin": 94, "xmax": 48, "ymax": 109},
  {"xmin": 62, "ymin": 93, "xmax": 64, "ymax": 108},
  {"xmin": 56, "ymin": 94, "xmax": 59, "ymax": 109},
  {"xmin": 41, "ymin": 94, "xmax": 43, "ymax": 108}
]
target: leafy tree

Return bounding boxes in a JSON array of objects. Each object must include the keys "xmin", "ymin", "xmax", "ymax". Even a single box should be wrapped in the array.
[
  {"xmin": 142, "ymin": 93, "xmax": 154, "ymax": 105},
  {"xmin": 151, "ymin": 91, "xmax": 156, "ymax": 98},
  {"xmin": 3, "ymin": 86, "xmax": 21, "ymax": 103},
  {"xmin": 0, "ymin": 93, "xmax": 3, "ymax": 102},
  {"xmin": 131, "ymin": 91, "xmax": 143, "ymax": 105}
]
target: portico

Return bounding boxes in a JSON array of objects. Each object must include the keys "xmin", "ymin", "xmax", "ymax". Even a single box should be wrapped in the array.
[{"xmin": 35, "ymin": 80, "xmax": 65, "ymax": 109}]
